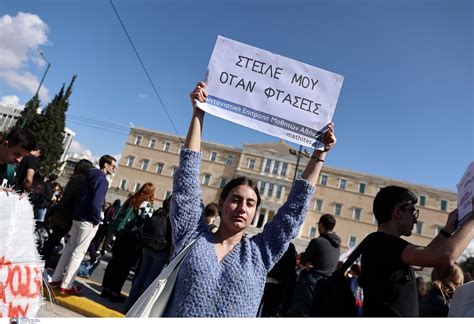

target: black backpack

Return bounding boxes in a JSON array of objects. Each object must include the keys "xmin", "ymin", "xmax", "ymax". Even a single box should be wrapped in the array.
[
  {"xmin": 311, "ymin": 238, "xmax": 368, "ymax": 317},
  {"xmin": 137, "ymin": 207, "xmax": 171, "ymax": 251}
]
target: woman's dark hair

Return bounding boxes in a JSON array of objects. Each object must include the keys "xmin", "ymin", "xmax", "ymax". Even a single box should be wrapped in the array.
[
  {"xmin": 219, "ymin": 177, "xmax": 261, "ymax": 208},
  {"xmin": 73, "ymin": 159, "xmax": 94, "ymax": 176},
  {"xmin": 112, "ymin": 199, "xmax": 121, "ymax": 208}
]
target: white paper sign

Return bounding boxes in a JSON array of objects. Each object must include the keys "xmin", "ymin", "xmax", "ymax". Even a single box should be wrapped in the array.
[
  {"xmin": 198, "ymin": 35, "xmax": 344, "ymax": 149},
  {"xmin": 0, "ymin": 189, "xmax": 43, "ymax": 318},
  {"xmin": 457, "ymin": 162, "xmax": 474, "ymax": 225}
]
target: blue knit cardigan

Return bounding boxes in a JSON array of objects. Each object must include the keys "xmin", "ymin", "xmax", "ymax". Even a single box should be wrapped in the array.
[{"xmin": 163, "ymin": 148, "xmax": 315, "ymax": 317}]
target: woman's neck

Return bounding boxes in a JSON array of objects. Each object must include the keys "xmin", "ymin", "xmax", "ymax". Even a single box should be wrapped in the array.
[{"xmin": 214, "ymin": 228, "xmax": 244, "ymax": 246}]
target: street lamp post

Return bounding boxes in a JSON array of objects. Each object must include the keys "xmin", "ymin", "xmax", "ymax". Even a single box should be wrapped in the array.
[
  {"xmin": 34, "ymin": 50, "xmax": 51, "ymax": 98},
  {"xmin": 22, "ymin": 51, "xmax": 51, "ymax": 128},
  {"xmin": 290, "ymin": 145, "xmax": 310, "ymax": 184}
]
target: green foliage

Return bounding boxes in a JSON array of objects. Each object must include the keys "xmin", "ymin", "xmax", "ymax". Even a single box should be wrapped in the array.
[
  {"xmin": 19, "ymin": 75, "xmax": 77, "ymax": 177},
  {"xmin": 16, "ymin": 95, "xmax": 41, "ymax": 129}
]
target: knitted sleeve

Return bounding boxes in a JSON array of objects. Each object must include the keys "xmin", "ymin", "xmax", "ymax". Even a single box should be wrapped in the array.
[
  {"xmin": 252, "ymin": 178, "xmax": 315, "ymax": 272},
  {"xmin": 171, "ymin": 148, "xmax": 205, "ymax": 253}
]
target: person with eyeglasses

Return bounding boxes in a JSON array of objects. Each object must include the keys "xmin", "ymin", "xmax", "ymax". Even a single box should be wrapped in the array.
[
  {"xmin": 49, "ymin": 154, "xmax": 117, "ymax": 294},
  {"xmin": 358, "ymin": 186, "xmax": 474, "ymax": 317}
]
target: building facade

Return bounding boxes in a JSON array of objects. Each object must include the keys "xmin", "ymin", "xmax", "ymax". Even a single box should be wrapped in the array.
[
  {"xmin": 0, "ymin": 102, "xmax": 22, "ymax": 133},
  {"xmin": 110, "ymin": 127, "xmax": 457, "ymax": 253}
]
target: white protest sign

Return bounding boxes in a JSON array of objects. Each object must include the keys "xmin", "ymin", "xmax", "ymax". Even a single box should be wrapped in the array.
[
  {"xmin": 197, "ymin": 35, "xmax": 344, "ymax": 149},
  {"xmin": 457, "ymin": 162, "xmax": 474, "ymax": 225},
  {"xmin": 0, "ymin": 189, "xmax": 43, "ymax": 318}
]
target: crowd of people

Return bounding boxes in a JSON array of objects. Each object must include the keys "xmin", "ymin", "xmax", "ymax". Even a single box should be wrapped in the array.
[{"xmin": 0, "ymin": 82, "xmax": 473, "ymax": 317}]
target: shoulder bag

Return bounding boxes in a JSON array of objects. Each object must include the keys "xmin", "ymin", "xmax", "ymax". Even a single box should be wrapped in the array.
[{"xmin": 126, "ymin": 235, "xmax": 200, "ymax": 317}]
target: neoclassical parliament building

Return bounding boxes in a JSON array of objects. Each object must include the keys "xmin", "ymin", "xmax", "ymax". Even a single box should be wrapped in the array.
[{"xmin": 107, "ymin": 127, "xmax": 456, "ymax": 253}]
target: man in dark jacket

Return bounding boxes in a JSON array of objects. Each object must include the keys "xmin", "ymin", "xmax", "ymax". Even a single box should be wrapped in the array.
[
  {"xmin": 290, "ymin": 213, "xmax": 341, "ymax": 316},
  {"xmin": 49, "ymin": 155, "xmax": 116, "ymax": 294}
]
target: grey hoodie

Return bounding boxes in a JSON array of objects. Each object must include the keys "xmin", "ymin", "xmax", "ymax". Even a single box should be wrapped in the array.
[{"xmin": 301, "ymin": 232, "xmax": 341, "ymax": 276}]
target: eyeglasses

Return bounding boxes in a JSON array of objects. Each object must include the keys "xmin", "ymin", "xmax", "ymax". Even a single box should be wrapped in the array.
[
  {"xmin": 399, "ymin": 206, "xmax": 419, "ymax": 221},
  {"xmin": 108, "ymin": 163, "xmax": 117, "ymax": 171}
]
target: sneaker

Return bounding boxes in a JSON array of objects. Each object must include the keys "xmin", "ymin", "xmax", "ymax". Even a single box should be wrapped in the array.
[
  {"xmin": 59, "ymin": 285, "xmax": 82, "ymax": 295},
  {"xmin": 48, "ymin": 281, "xmax": 61, "ymax": 288}
]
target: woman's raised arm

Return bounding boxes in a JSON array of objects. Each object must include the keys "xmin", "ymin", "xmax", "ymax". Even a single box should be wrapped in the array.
[
  {"xmin": 184, "ymin": 82, "xmax": 208, "ymax": 152},
  {"xmin": 301, "ymin": 123, "xmax": 336, "ymax": 186}
]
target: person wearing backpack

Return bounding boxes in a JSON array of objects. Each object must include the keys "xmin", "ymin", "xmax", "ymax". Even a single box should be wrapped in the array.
[
  {"xmin": 358, "ymin": 188, "xmax": 474, "ymax": 317},
  {"xmin": 41, "ymin": 159, "xmax": 93, "ymax": 268},
  {"xmin": 290, "ymin": 213, "xmax": 341, "ymax": 316},
  {"xmin": 100, "ymin": 183, "xmax": 155, "ymax": 302},
  {"xmin": 125, "ymin": 195, "xmax": 173, "ymax": 312},
  {"xmin": 49, "ymin": 155, "xmax": 117, "ymax": 295}
]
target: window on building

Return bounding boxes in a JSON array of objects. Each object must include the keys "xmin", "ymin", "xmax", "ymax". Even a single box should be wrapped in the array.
[
  {"xmin": 134, "ymin": 182, "xmax": 142, "ymax": 192},
  {"xmin": 339, "ymin": 178, "xmax": 347, "ymax": 190},
  {"xmin": 419, "ymin": 195, "xmax": 426, "ymax": 207},
  {"xmin": 320, "ymin": 174, "xmax": 328, "ymax": 186},
  {"xmin": 267, "ymin": 183, "xmax": 274, "ymax": 197},
  {"xmin": 247, "ymin": 158, "xmax": 255, "ymax": 169},
  {"xmin": 119, "ymin": 179, "xmax": 127, "ymax": 190},
  {"xmin": 134, "ymin": 135, "xmax": 142, "ymax": 145},
  {"xmin": 440, "ymin": 199, "xmax": 447, "ymax": 211},
  {"xmin": 226, "ymin": 154, "xmax": 234, "ymax": 166},
  {"xmin": 276, "ymin": 185, "xmax": 283, "ymax": 199},
  {"xmin": 272, "ymin": 161, "xmax": 280, "ymax": 175},
  {"xmin": 334, "ymin": 203, "xmax": 343, "ymax": 216},
  {"xmin": 202, "ymin": 173, "xmax": 211, "ymax": 186},
  {"xmin": 281, "ymin": 162, "xmax": 288, "ymax": 176},
  {"xmin": 219, "ymin": 177, "xmax": 228, "ymax": 189},
  {"xmin": 210, "ymin": 151, "xmax": 217, "ymax": 162},
  {"xmin": 170, "ymin": 166, "xmax": 177, "ymax": 177},
  {"xmin": 348, "ymin": 235, "xmax": 357, "ymax": 248},
  {"xmin": 434, "ymin": 225, "xmax": 443, "ymax": 236},
  {"xmin": 163, "ymin": 142, "xmax": 171, "ymax": 152},
  {"xmin": 164, "ymin": 190, "xmax": 172, "ymax": 200},
  {"xmin": 141, "ymin": 159, "xmax": 149, "ymax": 171},
  {"xmin": 353, "ymin": 207, "xmax": 362, "ymax": 221},
  {"xmin": 178, "ymin": 145, "xmax": 184, "ymax": 154},
  {"xmin": 126, "ymin": 156, "xmax": 135, "ymax": 167},
  {"xmin": 358, "ymin": 183, "xmax": 366, "ymax": 194},
  {"xmin": 414, "ymin": 221, "xmax": 424, "ymax": 235},
  {"xmin": 156, "ymin": 162, "xmax": 164, "ymax": 174},
  {"xmin": 309, "ymin": 226, "xmax": 317, "ymax": 238},
  {"xmin": 315, "ymin": 199, "xmax": 323, "ymax": 212},
  {"xmin": 256, "ymin": 209, "xmax": 266, "ymax": 228},
  {"xmin": 264, "ymin": 159, "xmax": 272, "ymax": 173},
  {"xmin": 149, "ymin": 138, "xmax": 156, "ymax": 149},
  {"xmin": 259, "ymin": 181, "xmax": 266, "ymax": 195}
]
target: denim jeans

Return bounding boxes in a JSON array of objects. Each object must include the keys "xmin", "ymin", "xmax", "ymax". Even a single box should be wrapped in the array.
[
  {"xmin": 34, "ymin": 208, "xmax": 47, "ymax": 222},
  {"xmin": 125, "ymin": 247, "xmax": 169, "ymax": 312}
]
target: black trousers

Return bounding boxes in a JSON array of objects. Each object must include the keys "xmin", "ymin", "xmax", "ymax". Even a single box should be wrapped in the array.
[
  {"xmin": 101, "ymin": 232, "xmax": 140, "ymax": 293},
  {"xmin": 41, "ymin": 226, "xmax": 69, "ymax": 268}
]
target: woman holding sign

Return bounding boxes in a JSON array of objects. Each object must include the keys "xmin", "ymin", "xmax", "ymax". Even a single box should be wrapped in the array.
[{"xmin": 163, "ymin": 82, "xmax": 336, "ymax": 317}]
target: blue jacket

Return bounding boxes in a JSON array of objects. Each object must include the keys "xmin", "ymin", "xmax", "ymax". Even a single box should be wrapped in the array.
[{"xmin": 72, "ymin": 168, "xmax": 108, "ymax": 225}]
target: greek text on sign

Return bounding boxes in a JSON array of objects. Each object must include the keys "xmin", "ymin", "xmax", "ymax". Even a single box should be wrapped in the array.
[
  {"xmin": 197, "ymin": 35, "xmax": 344, "ymax": 149},
  {"xmin": 457, "ymin": 162, "xmax": 474, "ymax": 226}
]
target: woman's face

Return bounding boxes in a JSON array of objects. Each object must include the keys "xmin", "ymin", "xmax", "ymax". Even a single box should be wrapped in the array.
[{"xmin": 219, "ymin": 184, "xmax": 258, "ymax": 232}]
